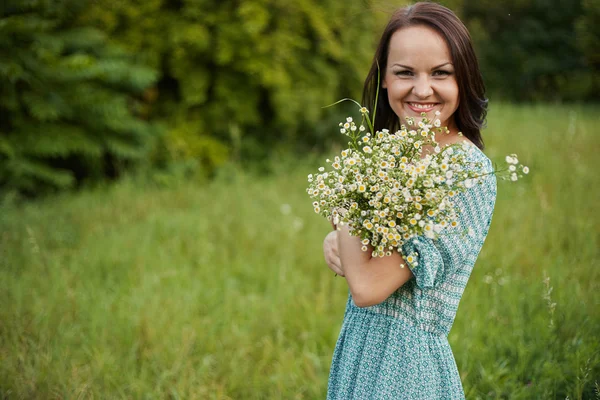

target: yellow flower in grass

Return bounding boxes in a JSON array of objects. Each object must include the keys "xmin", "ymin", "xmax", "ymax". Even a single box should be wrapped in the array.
[
  {"xmin": 451, "ymin": 221, "xmax": 458, "ymax": 228},
  {"xmin": 396, "ymin": 212, "xmax": 404, "ymax": 219},
  {"xmin": 409, "ymin": 218, "xmax": 417, "ymax": 225},
  {"xmin": 363, "ymin": 220, "xmax": 374, "ymax": 230},
  {"xmin": 406, "ymin": 255, "xmax": 415, "ymax": 264},
  {"xmin": 388, "ymin": 220, "xmax": 396, "ymax": 228}
]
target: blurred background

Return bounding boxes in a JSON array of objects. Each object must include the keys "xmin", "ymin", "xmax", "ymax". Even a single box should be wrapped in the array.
[{"xmin": 1, "ymin": 0, "xmax": 599, "ymax": 399}]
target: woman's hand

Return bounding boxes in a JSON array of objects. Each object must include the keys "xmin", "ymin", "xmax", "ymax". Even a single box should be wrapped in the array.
[{"xmin": 323, "ymin": 230, "xmax": 344, "ymax": 276}]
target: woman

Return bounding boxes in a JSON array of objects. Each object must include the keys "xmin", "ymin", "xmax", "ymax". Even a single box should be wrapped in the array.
[{"xmin": 323, "ymin": 3, "xmax": 496, "ymax": 399}]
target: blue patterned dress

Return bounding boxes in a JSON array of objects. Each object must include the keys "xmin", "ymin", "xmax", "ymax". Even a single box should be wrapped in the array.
[{"xmin": 327, "ymin": 144, "xmax": 497, "ymax": 399}]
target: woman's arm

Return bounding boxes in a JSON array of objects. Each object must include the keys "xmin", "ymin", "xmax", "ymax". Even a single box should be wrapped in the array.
[{"xmin": 337, "ymin": 224, "xmax": 414, "ymax": 307}]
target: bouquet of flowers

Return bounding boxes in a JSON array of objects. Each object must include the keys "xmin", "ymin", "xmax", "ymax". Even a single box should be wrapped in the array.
[{"xmin": 307, "ymin": 102, "xmax": 528, "ymax": 260}]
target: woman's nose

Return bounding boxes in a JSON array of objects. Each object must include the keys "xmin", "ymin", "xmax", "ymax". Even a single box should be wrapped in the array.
[{"xmin": 412, "ymin": 76, "xmax": 434, "ymax": 99}]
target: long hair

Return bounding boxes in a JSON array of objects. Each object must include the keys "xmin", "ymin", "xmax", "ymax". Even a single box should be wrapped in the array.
[{"xmin": 362, "ymin": 2, "xmax": 487, "ymax": 149}]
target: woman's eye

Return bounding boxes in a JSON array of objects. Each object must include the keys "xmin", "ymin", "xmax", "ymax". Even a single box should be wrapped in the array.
[
  {"xmin": 394, "ymin": 70, "xmax": 413, "ymax": 76},
  {"xmin": 433, "ymin": 70, "xmax": 451, "ymax": 76}
]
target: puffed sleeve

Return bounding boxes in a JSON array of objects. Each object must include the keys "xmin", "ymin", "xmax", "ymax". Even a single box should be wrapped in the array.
[{"xmin": 401, "ymin": 156, "xmax": 497, "ymax": 289}]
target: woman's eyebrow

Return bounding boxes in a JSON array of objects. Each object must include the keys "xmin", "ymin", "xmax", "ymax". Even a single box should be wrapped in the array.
[{"xmin": 391, "ymin": 62, "xmax": 453, "ymax": 70}]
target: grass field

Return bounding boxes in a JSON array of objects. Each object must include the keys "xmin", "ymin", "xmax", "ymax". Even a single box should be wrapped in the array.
[{"xmin": 1, "ymin": 103, "xmax": 599, "ymax": 399}]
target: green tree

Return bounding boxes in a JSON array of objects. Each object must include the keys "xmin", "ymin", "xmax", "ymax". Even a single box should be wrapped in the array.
[
  {"xmin": 463, "ymin": 0, "xmax": 595, "ymax": 101},
  {"xmin": 0, "ymin": 0, "xmax": 158, "ymax": 197},
  {"xmin": 575, "ymin": 0, "xmax": 600, "ymax": 97},
  {"xmin": 81, "ymin": 0, "xmax": 380, "ymax": 167}
]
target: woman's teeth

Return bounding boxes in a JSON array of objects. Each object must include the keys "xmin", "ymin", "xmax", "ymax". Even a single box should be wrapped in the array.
[{"xmin": 409, "ymin": 103, "xmax": 436, "ymax": 109}]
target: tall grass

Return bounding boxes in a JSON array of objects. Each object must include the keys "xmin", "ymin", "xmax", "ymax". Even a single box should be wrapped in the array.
[{"xmin": 1, "ymin": 103, "xmax": 599, "ymax": 399}]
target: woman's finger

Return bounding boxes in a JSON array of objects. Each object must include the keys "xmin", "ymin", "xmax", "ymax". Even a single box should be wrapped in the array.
[{"xmin": 326, "ymin": 254, "xmax": 344, "ymax": 276}]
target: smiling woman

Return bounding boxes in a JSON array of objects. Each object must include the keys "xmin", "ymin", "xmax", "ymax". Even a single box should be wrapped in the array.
[
  {"xmin": 363, "ymin": 2, "xmax": 487, "ymax": 151},
  {"xmin": 382, "ymin": 25, "xmax": 460, "ymax": 145},
  {"xmin": 323, "ymin": 2, "xmax": 495, "ymax": 399}
]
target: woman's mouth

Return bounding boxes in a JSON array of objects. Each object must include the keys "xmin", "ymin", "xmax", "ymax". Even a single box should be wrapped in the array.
[{"xmin": 406, "ymin": 102, "xmax": 438, "ymax": 113}]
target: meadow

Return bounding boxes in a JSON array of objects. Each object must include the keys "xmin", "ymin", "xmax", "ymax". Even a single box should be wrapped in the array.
[{"xmin": 1, "ymin": 103, "xmax": 599, "ymax": 399}]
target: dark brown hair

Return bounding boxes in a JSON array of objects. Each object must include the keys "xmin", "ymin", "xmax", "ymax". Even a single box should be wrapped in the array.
[{"xmin": 362, "ymin": 2, "xmax": 487, "ymax": 149}]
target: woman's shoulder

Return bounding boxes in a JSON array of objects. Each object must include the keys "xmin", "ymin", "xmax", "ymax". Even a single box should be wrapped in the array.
[{"xmin": 451, "ymin": 139, "xmax": 493, "ymax": 172}]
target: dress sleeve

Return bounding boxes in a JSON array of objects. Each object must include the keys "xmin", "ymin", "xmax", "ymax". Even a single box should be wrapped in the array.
[{"xmin": 401, "ymin": 159, "xmax": 497, "ymax": 289}]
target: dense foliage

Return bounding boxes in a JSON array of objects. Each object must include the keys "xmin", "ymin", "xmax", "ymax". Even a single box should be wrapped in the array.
[
  {"xmin": 464, "ymin": 0, "xmax": 599, "ymax": 101},
  {"xmin": 0, "ymin": 0, "xmax": 158, "ymax": 196},
  {"xmin": 0, "ymin": 0, "xmax": 598, "ymax": 196}
]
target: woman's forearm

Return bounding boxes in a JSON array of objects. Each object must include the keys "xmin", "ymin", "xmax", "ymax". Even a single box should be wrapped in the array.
[{"xmin": 337, "ymin": 224, "xmax": 414, "ymax": 307}]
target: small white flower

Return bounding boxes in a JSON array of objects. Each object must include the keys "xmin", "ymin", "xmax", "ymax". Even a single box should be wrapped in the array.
[
  {"xmin": 318, "ymin": 167, "xmax": 324, "ymax": 172},
  {"xmin": 346, "ymin": 117, "xmax": 353, "ymax": 123},
  {"xmin": 340, "ymin": 128, "xmax": 346, "ymax": 134},
  {"xmin": 522, "ymin": 166, "xmax": 529, "ymax": 174},
  {"xmin": 511, "ymin": 173, "xmax": 518, "ymax": 181},
  {"xmin": 359, "ymin": 125, "xmax": 366, "ymax": 131},
  {"xmin": 509, "ymin": 165, "xmax": 516, "ymax": 172}
]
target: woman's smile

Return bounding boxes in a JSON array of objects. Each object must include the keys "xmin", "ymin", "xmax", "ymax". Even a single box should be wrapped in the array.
[{"xmin": 406, "ymin": 102, "xmax": 440, "ymax": 113}]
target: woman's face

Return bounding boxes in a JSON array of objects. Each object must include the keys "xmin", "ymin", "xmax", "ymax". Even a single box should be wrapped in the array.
[{"xmin": 382, "ymin": 25, "xmax": 459, "ymax": 133}]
